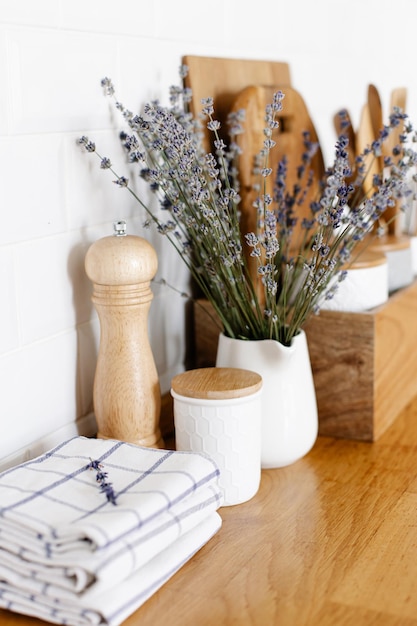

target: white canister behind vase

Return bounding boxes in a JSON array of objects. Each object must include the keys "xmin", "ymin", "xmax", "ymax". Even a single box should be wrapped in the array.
[{"xmin": 321, "ymin": 249, "xmax": 388, "ymax": 312}]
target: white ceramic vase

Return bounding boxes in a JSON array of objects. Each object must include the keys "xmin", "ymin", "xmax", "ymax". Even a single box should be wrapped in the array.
[{"xmin": 216, "ymin": 330, "xmax": 318, "ymax": 469}]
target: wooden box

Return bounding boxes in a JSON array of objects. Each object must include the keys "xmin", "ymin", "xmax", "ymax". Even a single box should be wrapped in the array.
[{"xmin": 193, "ymin": 280, "xmax": 417, "ymax": 441}]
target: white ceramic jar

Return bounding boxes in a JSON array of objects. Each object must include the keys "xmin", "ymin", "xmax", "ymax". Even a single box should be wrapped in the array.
[{"xmin": 171, "ymin": 367, "xmax": 263, "ymax": 506}]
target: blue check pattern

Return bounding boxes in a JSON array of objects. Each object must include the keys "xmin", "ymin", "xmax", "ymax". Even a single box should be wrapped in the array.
[{"xmin": 0, "ymin": 436, "xmax": 223, "ymax": 625}]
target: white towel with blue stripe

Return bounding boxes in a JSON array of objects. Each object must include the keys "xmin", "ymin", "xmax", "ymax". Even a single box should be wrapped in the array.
[{"xmin": 0, "ymin": 436, "xmax": 223, "ymax": 625}]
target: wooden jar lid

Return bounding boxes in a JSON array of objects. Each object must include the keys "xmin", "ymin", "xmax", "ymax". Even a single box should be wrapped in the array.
[
  {"xmin": 369, "ymin": 234, "xmax": 411, "ymax": 253},
  {"xmin": 345, "ymin": 249, "xmax": 387, "ymax": 270},
  {"xmin": 171, "ymin": 367, "xmax": 262, "ymax": 400}
]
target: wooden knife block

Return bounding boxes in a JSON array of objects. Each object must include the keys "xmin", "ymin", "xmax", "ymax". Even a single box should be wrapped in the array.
[{"xmin": 192, "ymin": 280, "xmax": 417, "ymax": 442}]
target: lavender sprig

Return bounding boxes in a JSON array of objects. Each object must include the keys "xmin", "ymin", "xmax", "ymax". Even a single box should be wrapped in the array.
[
  {"xmin": 89, "ymin": 459, "xmax": 117, "ymax": 506},
  {"xmin": 78, "ymin": 72, "xmax": 417, "ymax": 346}
]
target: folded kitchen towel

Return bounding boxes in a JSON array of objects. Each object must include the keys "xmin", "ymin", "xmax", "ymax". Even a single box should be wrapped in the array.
[
  {"xmin": 0, "ymin": 511, "xmax": 222, "ymax": 626},
  {"xmin": 0, "ymin": 436, "xmax": 223, "ymax": 625},
  {"xmin": 0, "ymin": 481, "xmax": 220, "ymax": 597}
]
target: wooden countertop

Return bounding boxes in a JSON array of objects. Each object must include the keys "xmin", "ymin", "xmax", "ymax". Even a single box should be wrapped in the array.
[{"xmin": 3, "ymin": 396, "xmax": 417, "ymax": 626}]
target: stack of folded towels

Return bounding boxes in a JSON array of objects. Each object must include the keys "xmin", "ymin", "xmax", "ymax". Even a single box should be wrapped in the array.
[{"xmin": 0, "ymin": 436, "xmax": 223, "ymax": 625}]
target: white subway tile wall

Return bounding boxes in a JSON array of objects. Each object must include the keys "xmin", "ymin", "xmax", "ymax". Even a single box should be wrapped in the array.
[{"xmin": 1, "ymin": 0, "xmax": 416, "ymax": 466}]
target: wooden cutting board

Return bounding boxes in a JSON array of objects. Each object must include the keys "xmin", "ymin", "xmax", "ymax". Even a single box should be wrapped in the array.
[
  {"xmin": 367, "ymin": 84, "xmax": 384, "ymax": 174},
  {"xmin": 384, "ymin": 87, "xmax": 407, "ymax": 235},
  {"xmin": 333, "ymin": 108, "xmax": 356, "ymax": 178},
  {"xmin": 385, "ymin": 87, "xmax": 407, "ymax": 158},
  {"xmin": 356, "ymin": 85, "xmax": 408, "ymax": 236},
  {"xmin": 355, "ymin": 101, "xmax": 381, "ymax": 197},
  {"xmin": 182, "ymin": 55, "xmax": 291, "ymax": 151},
  {"xmin": 368, "ymin": 84, "xmax": 383, "ymax": 145},
  {"xmin": 230, "ymin": 84, "xmax": 325, "ymax": 264}
]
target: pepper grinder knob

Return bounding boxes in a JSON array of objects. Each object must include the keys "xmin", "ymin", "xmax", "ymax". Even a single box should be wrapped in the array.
[{"xmin": 85, "ymin": 221, "xmax": 163, "ymax": 448}]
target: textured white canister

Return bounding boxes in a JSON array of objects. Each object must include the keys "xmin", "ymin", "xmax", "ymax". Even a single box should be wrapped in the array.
[
  {"xmin": 370, "ymin": 234, "xmax": 413, "ymax": 292},
  {"xmin": 321, "ymin": 249, "xmax": 388, "ymax": 312},
  {"xmin": 171, "ymin": 368, "xmax": 263, "ymax": 506}
]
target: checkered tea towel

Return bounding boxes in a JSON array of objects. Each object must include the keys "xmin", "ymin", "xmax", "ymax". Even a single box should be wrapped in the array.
[
  {"xmin": 0, "ymin": 511, "xmax": 222, "ymax": 626},
  {"xmin": 0, "ymin": 436, "xmax": 223, "ymax": 624}
]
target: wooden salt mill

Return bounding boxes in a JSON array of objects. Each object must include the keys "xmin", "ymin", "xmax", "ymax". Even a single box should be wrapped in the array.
[{"xmin": 85, "ymin": 220, "xmax": 163, "ymax": 448}]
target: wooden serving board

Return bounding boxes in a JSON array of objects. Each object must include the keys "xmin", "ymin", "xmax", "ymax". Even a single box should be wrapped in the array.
[
  {"xmin": 232, "ymin": 84, "xmax": 325, "ymax": 240},
  {"xmin": 384, "ymin": 87, "xmax": 408, "ymax": 234},
  {"xmin": 385, "ymin": 87, "xmax": 407, "ymax": 158},
  {"xmin": 367, "ymin": 84, "xmax": 383, "ymax": 149},
  {"xmin": 333, "ymin": 108, "xmax": 356, "ymax": 179},
  {"xmin": 182, "ymin": 55, "xmax": 291, "ymax": 150},
  {"xmin": 356, "ymin": 101, "xmax": 381, "ymax": 197}
]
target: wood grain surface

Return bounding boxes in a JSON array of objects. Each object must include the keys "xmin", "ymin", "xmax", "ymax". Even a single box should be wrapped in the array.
[{"xmin": 3, "ymin": 395, "xmax": 417, "ymax": 625}]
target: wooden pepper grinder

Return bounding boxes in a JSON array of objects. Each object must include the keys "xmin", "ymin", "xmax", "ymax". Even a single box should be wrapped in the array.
[{"xmin": 85, "ymin": 220, "xmax": 163, "ymax": 448}]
